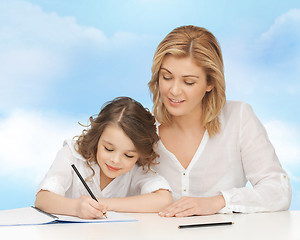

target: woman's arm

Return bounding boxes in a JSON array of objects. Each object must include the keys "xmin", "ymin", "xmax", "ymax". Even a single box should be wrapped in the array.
[
  {"xmin": 158, "ymin": 195, "xmax": 225, "ymax": 217},
  {"xmin": 100, "ymin": 189, "xmax": 173, "ymax": 213},
  {"xmin": 222, "ymin": 103, "xmax": 292, "ymax": 213},
  {"xmin": 35, "ymin": 190, "xmax": 107, "ymax": 219}
]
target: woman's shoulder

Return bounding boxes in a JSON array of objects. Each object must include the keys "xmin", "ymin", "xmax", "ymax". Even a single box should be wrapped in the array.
[
  {"xmin": 223, "ymin": 100, "xmax": 249, "ymax": 110},
  {"xmin": 219, "ymin": 100, "xmax": 255, "ymax": 125},
  {"xmin": 222, "ymin": 100, "xmax": 253, "ymax": 116}
]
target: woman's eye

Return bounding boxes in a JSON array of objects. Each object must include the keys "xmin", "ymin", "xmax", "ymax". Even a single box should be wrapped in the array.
[
  {"xmin": 185, "ymin": 81, "xmax": 195, "ymax": 86},
  {"xmin": 125, "ymin": 154, "xmax": 134, "ymax": 159},
  {"xmin": 163, "ymin": 76, "xmax": 172, "ymax": 80},
  {"xmin": 104, "ymin": 147, "xmax": 113, "ymax": 152}
]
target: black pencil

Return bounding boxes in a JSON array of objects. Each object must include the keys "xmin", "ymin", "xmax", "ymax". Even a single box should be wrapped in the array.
[
  {"xmin": 71, "ymin": 164, "xmax": 107, "ymax": 218},
  {"xmin": 178, "ymin": 221, "xmax": 234, "ymax": 229}
]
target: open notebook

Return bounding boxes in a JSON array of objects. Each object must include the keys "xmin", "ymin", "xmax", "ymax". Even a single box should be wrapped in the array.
[{"xmin": 0, "ymin": 207, "xmax": 137, "ymax": 226}]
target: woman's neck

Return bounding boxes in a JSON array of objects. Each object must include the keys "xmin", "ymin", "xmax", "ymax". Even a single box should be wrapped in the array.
[{"xmin": 170, "ymin": 113, "xmax": 204, "ymax": 133}]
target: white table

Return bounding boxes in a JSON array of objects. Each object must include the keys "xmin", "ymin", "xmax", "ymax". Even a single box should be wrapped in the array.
[{"xmin": 0, "ymin": 211, "xmax": 299, "ymax": 240}]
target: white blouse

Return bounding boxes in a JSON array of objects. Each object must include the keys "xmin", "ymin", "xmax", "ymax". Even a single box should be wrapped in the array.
[
  {"xmin": 153, "ymin": 101, "xmax": 292, "ymax": 213},
  {"xmin": 37, "ymin": 139, "xmax": 171, "ymax": 199}
]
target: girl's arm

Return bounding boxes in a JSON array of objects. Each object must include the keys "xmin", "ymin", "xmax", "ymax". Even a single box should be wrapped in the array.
[
  {"xmin": 100, "ymin": 189, "xmax": 173, "ymax": 213},
  {"xmin": 35, "ymin": 190, "xmax": 107, "ymax": 219}
]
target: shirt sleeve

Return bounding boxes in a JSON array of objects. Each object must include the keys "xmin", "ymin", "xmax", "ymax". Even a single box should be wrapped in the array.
[
  {"xmin": 36, "ymin": 143, "xmax": 74, "ymax": 196},
  {"xmin": 219, "ymin": 103, "xmax": 292, "ymax": 213},
  {"xmin": 128, "ymin": 165, "xmax": 172, "ymax": 195}
]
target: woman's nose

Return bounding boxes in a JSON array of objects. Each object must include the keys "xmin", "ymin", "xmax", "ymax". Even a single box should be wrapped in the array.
[{"xmin": 170, "ymin": 80, "xmax": 182, "ymax": 96}]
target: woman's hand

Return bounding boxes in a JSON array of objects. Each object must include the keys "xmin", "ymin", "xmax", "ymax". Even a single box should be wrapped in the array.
[
  {"xmin": 75, "ymin": 195, "xmax": 107, "ymax": 219},
  {"xmin": 158, "ymin": 195, "xmax": 225, "ymax": 217}
]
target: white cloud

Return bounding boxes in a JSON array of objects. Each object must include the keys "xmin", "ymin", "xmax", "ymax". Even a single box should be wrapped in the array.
[
  {"xmin": 0, "ymin": 109, "xmax": 82, "ymax": 183},
  {"xmin": 0, "ymin": 0, "xmax": 151, "ymax": 111},
  {"xmin": 260, "ymin": 9, "xmax": 300, "ymax": 43},
  {"xmin": 264, "ymin": 120, "xmax": 300, "ymax": 168},
  {"xmin": 0, "ymin": 0, "xmax": 108, "ymax": 49},
  {"xmin": 224, "ymin": 8, "xmax": 300, "ymax": 98}
]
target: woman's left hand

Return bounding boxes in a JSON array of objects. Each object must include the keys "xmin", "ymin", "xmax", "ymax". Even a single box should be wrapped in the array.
[{"xmin": 158, "ymin": 195, "xmax": 225, "ymax": 217}]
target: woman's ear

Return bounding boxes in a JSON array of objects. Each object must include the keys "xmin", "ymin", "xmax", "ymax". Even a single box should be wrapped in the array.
[{"xmin": 206, "ymin": 84, "xmax": 214, "ymax": 92}]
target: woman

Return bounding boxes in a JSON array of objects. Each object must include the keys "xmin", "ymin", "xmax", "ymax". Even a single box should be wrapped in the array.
[{"xmin": 148, "ymin": 25, "xmax": 292, "ymax": 217}]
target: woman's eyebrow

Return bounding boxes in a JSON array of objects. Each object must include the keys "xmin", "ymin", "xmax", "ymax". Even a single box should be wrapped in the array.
[
  {"xmin": 160, "ymin": 68, "xmax": 199, "ymax": 79},
  {"xmin": 160, "ymin": 67, "xmax": 171, "ymax": 73},
  {"xmin": 182, "ymin": 75, "xmax": 199, "ymax": 78}
]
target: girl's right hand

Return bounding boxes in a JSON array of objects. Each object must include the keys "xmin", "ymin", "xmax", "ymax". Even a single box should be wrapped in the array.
[{"xmin": 75, "ymin": 195, "xmax": 107, "ymax": 219}]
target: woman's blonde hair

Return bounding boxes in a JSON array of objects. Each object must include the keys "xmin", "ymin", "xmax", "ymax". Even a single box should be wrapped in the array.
[{"xmin": 148, "ymin": 25, "xmax": 226, "ymax": 137}]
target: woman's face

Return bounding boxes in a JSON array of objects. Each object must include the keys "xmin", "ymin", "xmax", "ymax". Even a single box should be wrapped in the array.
[
  {"xmin": 96, "ymin": 125, "xmax": 139, "ymax": 180},
  {"xmin": 158, "ymin": 55, "xmax": 213, "ymax": 119}
]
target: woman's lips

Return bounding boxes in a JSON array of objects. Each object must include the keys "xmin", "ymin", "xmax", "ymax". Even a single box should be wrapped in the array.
[{"xmin": 168, "ymin": 97, "xmax": 184, "ymax": 106}]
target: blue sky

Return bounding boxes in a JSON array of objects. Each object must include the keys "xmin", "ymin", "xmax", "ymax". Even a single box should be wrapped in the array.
[{"xmin": 0, "ymin": 0, "xmax": 299, "ymax": 210}]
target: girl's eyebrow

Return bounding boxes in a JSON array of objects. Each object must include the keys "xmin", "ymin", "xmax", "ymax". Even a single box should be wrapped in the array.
[
  {"xmin": 127, "ymin": 149, "xmax": 137, "ymax": 153},
  {"xmin": 103, "ymin": 139, "xmax": 137, "ymax": 152},
  {"xmin": 103, "ymin": 140, "xmax": 113, "ymax": 145}
]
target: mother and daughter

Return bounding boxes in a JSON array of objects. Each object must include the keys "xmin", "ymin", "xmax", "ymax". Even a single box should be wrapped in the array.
[{"xmin": 35, "ymin": 25, "xmax": 292, "ymax": 218}]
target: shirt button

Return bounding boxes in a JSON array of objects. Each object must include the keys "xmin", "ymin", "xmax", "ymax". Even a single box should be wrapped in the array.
[
  {"xmin": 183, "ymin": 173, "xmax": 186, "ymax": 176},
  {"xmin": 183, "ymin": 189, "xmax": 187, "ymax": 192}
]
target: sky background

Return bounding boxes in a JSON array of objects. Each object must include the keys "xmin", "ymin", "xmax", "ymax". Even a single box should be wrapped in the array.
[{"xmin": 0, "ymin": 0, "xmax": 299, "ymax": 211}]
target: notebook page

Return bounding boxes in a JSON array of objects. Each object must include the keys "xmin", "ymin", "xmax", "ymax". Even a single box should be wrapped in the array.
[{"xmin": 0, "ymin": 207, "xmax": 56, "ymax": 226}]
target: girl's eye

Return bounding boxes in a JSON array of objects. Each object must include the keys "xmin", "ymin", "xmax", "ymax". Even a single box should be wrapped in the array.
[
  {"xmin": 104, "ymin": 147, "xmax": 113, "ymax": 152},
  {"xmin": 125, "ymin": 154, "xmax": 134, "ymax": 159}
]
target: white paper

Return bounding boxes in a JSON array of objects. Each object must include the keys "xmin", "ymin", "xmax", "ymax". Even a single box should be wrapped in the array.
[
  {"xmin": 55, "ymin": 211, "xmax": 136, "ymax": 223},
  {"xmin": 0, "ymin": 207, "xmax": 136, "ymax": 226}
]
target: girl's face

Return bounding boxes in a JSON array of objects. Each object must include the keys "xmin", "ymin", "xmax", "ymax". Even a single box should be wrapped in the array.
[
  {"xmin": 96, "ymin": 125, "xmax": 139, "ymax": 180},
  {"xmin": 158, "ymin": 55, "xmax": 214, "ymax": 119}
]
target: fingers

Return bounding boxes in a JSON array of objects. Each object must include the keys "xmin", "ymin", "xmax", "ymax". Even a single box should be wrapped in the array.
[
  {"xmin": 158, "ymin": 196, "xmax": 223, "ymax": 217},
  {"xmin": 77, "ymin": 196, "xmax": 107, "ymax": 219},
  {"xmin": 174, "ymin": 208, "xmax": 195, "ymax": 217},
  {"xmin": 97, "ymin": 198, "xmax": 108, "ymax": 214},
  {"xmin": 159, "ymin": 198, "xmax": 190, "ymax": 217},
  {"xmin": 89, "ymin": 198, "xmax": 109, "ymax": 219}
]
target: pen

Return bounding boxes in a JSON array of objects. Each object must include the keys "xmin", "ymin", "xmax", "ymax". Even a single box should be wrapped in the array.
[
  {"xmin": 178, "ymin": 221, "xmax": 234, "ymax": 229},
  {"xmin": 71, "ymin": 164, "xmax": 107, "ymax": 218}
]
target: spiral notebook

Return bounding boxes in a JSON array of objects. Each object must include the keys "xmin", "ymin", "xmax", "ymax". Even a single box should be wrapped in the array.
[{"xmin": 0, "ymin": 207, "xmax": 137, "ymax": 226}]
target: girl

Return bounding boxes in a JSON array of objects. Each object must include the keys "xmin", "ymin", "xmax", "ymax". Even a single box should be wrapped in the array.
[
  {"xmin": 35, "ymin": 97, "xmax": 173, "ymax": 219},
  {"xmin": 148, "ymin": 25, "xmax": 292, "ymax": 217}
]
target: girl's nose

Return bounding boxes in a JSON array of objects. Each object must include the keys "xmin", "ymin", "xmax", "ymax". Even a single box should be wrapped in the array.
[{"xmin": 110, "ymin": 153, "xmax": 121, "ymax": 164}]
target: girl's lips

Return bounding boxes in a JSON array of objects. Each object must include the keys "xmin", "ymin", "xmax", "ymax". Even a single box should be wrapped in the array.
[{"xmin": 106, "ymin": 164, "xmax": 121, "ymax": 172}]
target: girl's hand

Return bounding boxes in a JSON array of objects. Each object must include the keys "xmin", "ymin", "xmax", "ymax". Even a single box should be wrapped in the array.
[
  {"xmin": 158, "ymin": 195, "xmax": 225, "ymax": 217},
  {"xmin": 75, "ymin": 195, "xmax": 107, "ymax": 219}
]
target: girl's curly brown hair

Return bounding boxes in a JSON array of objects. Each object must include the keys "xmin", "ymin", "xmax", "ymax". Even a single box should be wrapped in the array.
[{"xmin": 75, "ymin": 97, "xmax": 159, "ymax": 178}]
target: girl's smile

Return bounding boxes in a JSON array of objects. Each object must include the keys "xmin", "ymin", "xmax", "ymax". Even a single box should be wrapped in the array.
[{"xmin": 105, "ymin": 163, "xmax": 121, "ymax": 172}]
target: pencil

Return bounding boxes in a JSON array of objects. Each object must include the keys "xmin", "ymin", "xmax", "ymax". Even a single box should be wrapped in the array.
[
  {"xmin": 71, "ymin": 164, "xmax": 107, "ymax": 218},
  {"xmin": 178, "ymin": 221, "xmax": 234, "ymax": 229}
]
